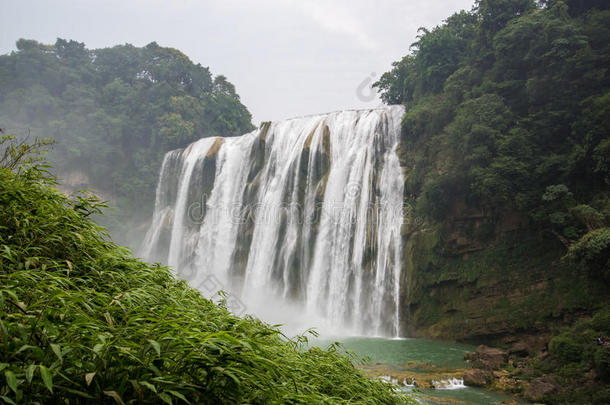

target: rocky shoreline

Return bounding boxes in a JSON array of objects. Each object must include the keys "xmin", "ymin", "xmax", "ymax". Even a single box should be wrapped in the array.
[
  {"xmin": 463, "ymin": 335, "xmax": 609, "ymax": 404},
  {"xmin": 359, "ymin": 342, "xmax": 569, "ymax": 404},
  {"xmin": 463, "ymin": 344, "xmax": 562, "ymax": 403}
]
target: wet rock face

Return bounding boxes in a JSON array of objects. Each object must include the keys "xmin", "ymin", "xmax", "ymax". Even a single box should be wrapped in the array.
[
  {"xmin": 524, "ymin": 375, "xmax": 560, "ymax": 402},
  {"xmin": 464, "ymin": 345, "xmax": 508, "ymax": 370}
]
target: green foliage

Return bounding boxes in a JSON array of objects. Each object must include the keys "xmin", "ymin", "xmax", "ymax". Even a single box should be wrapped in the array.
[
  {"xmin": 0, "ymin": 39, "xmax": 254, "ymax": 238},
  {"xmin": 548, "ymin": 334, "xmax": 582, "ymax": 363},
  {"xmin": 591, "ymin": 309, "xmax": 610, "ymax": 335},
  {"xmin": 0, "ymin": 134, "xmax": 54, "ymax": 171},
  {"xmin": 594, "ymin": 346, "xmax": 610, "ymax": 381},
  {"xmin": 374, "ymin": 11, "xmax": 478, "ymax": 104},
  {"xmin": 417, "ymin": 173, "xmax": 469, "ymax": 221},
  {"xmin": 566, "ymin": 227, "xmax": 610, "ymax": 280},
  {"xmin": 0, "ymin": 160, "xmax": 411, "ymax": 403},
  {"xmin": 374, "ymin": 56, "xmax": 416, "ymax": 105},
  {"xmin": 377, "ymin": 6, "xmax": 610, "ymax": 402},
  {"xmin": 375, "ymin": 1, "xmax": 609, "ymax": 254},
  {"xmin": 402, "ymin": 95, "xmax": 453, "ymax": 143},
  {"xmin": 519, "ymin": 307, "xmax": 610, "ymax": 402},
  {"xmin": 476, "ymin": 0, "xmax": 536, "ymax": 36}
]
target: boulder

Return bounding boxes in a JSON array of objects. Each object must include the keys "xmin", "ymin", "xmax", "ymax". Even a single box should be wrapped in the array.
[
  {"xmin": 472, "ymin": 345, "xmax": 508, "ymax": 370},
  {"xmin": 524, "ymin": 375, "xmax": 560, "ymax": 402},
  {"xmin": 463, "ymin": 369, "xmax": 492, "ymax": 387},
  {"xmin": 508, "ymin": 341, "xmax": 531, "ymax": 357},
  {"xmin": 492, "ymin": 370, "xmax": 521, "ymax": 393}
]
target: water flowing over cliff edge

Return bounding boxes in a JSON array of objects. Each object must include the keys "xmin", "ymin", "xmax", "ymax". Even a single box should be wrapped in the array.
[{"xmin": 141, "ymin": 106, "xmax": 406, "ymax": 337}]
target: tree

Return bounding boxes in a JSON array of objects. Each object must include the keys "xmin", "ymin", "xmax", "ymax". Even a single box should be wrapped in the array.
[{"xmin": 0, "ymin": 39, "xmax": 254, "ymax": 241}]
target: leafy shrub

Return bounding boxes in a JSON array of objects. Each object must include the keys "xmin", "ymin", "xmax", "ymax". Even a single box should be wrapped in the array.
[
  {"xmin": 0, "ymin": 163, "xmax": 412, "ymax": 404},
  {"xmin": 567, "ymin": 228, "xmax": 610, "ymax": 281},
  {"xmin": 591, "ymin": 308, "xmax": 610, "ymax": 335},
  {"xmin": 549, "ymin": 334, "xmax": 582, "ymax": 364},
  {"xmin": 571, "ymin": 205, "xmax": 606, "ymax": 231},
  {"xmin": 416, "ymin": 172, "xmax": 469, "ymax": 221}
]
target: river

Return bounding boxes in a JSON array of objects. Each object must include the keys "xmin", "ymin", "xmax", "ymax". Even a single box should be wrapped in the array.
[{"xmin": 311, "ymin": 337, "xmax": 523, "ymax": 405}]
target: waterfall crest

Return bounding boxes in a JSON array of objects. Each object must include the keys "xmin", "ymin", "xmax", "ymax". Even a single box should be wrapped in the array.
[{"xmin": 142, "ymin": 106, "xmax": 406, "ymax": 337}]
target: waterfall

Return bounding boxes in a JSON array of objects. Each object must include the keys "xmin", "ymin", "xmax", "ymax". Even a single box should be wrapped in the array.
[{"xmin": 141, "ymin": 106, "xmax": 405, "ymax": 337}]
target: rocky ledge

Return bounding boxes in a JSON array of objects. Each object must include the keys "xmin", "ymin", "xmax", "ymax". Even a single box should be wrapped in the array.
[{"xmin": 463, "ymin": 344, "xmax": 564, "ymax": 403}]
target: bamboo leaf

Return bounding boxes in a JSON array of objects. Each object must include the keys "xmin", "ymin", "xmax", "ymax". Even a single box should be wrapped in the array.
[
  {"xmin": 39, "ymin": 365, "xmax": 53, "ymax": 393},
  {"xmin": 16, "ymin": 344, "xmax": 35, "ymax": 354},
  {"xmin": 50, "ymin": 343, "xmax": 62, "ymax": 362},
  {"xmin": 0, "ymin": 395, "xmax": 16, "ymax": 405},
  {"xmin": 158, "ymin": 392, "xmax": 173, "ymax": 405},
  {"xmin": 25, "ymin": 364, "xmax": 36, "ymax": 383},
  {"xmin": 148, "ymin": 340, "xmax": 161, "ymax": 356},
  {"xmin": 168, "ymin": 390, "xmax": 191, "ymax": 404},
  {"xmin": 104, "ymin": 390, "xmax": 126, "ymax": 405},
  {"xmin": 139, "ymin": 381, "xmax": 157, "ymax": 393},
  {"xmin": 104, "ymin": 312, "xmax": 114, "ymax": 327},
  {"xmin": 4, "ymin": 371, "xmax": 17, "ymax": 393},
  {"xmin": 93, "ymin": 343, "xmax": 104, "ymax": 355}
]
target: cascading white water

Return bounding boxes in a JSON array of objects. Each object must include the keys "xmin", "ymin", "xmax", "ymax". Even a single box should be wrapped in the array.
[{"xmin": 141, "ymin": 106, "xmax": 406, "ymax": 337}]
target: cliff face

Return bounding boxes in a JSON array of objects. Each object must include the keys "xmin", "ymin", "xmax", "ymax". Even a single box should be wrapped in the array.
[{"xmin": 400, "ymin": 187, "xmax": 606, "ymax": 345}]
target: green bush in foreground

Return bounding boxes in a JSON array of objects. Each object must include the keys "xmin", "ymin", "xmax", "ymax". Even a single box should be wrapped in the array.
[{"xmin": 0, "ymin": 163, "xmax": 412, "ymax": 404}]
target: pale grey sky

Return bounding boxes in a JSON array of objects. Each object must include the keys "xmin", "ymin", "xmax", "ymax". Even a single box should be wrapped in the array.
[{"xmin": 1, "ymin": 0, "xmax": 474, "ymax": 125}]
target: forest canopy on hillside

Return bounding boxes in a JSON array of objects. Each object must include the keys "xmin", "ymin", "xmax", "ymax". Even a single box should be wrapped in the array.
[
  {"xmin": 375, "ymin": 0, "xmax": 609, "ymax": 262},
  {"xmin": 0, "ymin": 39, "xmax": 254, "ymax": 231}
]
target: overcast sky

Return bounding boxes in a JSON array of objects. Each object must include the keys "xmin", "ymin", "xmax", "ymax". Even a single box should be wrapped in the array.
[{"xmin": 1, "ymin": 0, "xmax": 474, "ymax": 125}]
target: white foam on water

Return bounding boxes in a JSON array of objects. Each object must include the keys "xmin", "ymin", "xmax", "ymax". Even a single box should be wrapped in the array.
[{"xmin": 432, "ymin": 378, "xmax": 467, "ymax": 390}]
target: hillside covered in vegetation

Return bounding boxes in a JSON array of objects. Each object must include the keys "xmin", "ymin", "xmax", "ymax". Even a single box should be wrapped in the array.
[
  {"xmin": 375, "ymin": 0, "xmax": 609, "ymax": 402},
  {"xmin": 376, "ymin": 0, "xmax": 608, "ymax": 230},
  {"xmin": 0, "ymin": 39, "xmax": 254, "ymax": 242},
  {"xmin": 0, "ymin": 138, "xmax": 412, "ymax": 404}
]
